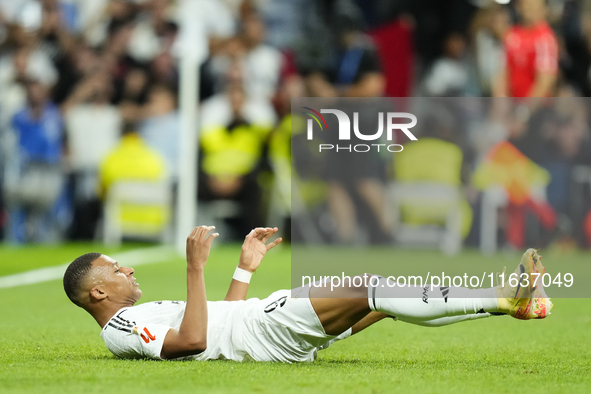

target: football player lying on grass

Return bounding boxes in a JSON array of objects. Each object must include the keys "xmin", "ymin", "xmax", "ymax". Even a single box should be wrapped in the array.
[{"xmin": 63, "ymin": 226, "xmax": 553, "ymax": 362}]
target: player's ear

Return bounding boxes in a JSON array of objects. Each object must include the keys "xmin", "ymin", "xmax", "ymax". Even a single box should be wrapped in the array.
[{"xmin": 89, "ymin": 286, "xmax": 107, "ymax": 301}]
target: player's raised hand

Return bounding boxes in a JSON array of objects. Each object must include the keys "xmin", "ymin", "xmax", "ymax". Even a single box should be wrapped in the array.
[
  {"xmin": 186, "ymin": 225, "xmax": 219, "ymax": 269},
  {"xmin": 239, "ymin": 227, "xmax": 283, "ymax": 273}
]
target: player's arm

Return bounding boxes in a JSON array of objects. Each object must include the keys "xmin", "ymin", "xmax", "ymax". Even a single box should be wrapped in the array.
[
  {"xmin": 492, "ymin": 67, "xmax": 508, "ymax": 97},
  {"xmin": 343, "ymin": 73, "xmax": 385, "ymax": 97},
  {"xmin": 528, "ymin": 71, "xmax": 556, "ymax": 98},
  {"xmin": 224, "ymin": 227, "xmax": 283, "ymax": 301},
  {"xmin": 517, "ymin": 70, "xmax": 556, "ymax": 122},
  {"xmin": 160, "ymin": 226, "xmax": 218, "ymax": 360},
  {"xmin": 492, "ymin": 47, "xmax": 508, "ymax": 97},
  {"xmin": 528, "ymin": 33, "xmax": 558, "ymax": 98}
]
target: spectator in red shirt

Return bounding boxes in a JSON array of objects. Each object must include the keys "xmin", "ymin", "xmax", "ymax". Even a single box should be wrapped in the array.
[{"xmin": 493, "ymin": 0, "xmax": 558, "ymax": 98}]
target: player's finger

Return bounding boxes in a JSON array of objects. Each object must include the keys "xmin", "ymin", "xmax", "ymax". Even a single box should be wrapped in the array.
[
  {"xmin": 266, "ymin": 237, "xmax": 282, "ymax": 251},
  {"xmin": 194, "ymin": 226, "xmax": 205, "ymax": 240},
  {"xmin": 206, "ymin": 232, "xmax": 220, "ymax": 243},
  {"xmin": 245, "ymin": 229, "xmax": 255, "ymax": 240},
  {"xmin": 205, "ymin": 226, "xmax": 217, "ymax": 240},
  {"xmin": 261, "ymin": 227, "xmax": 278, "ymax": 243},
  {"xmin": 200, "ymin": 225, "xmax": 215, "ymax": 238},
  {"xmin": 186, "ymin": 230, "xmax": 195, "ymax": 247},
  {"xmin": 189, "ymin": 226, "xmax": 198, "ymax": 238},
  {"xmin": 253, "ymin": 228, "xmax": 267, "ymax": 240},
  {"xmin": 191, "ymin": 226, "xmax": 202, "ymax": 240}
]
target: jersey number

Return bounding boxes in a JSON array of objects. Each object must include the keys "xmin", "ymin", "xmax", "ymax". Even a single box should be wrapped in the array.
[
  {"xmin": 140, "ymin": 327, "xmax": 156, "ymax": 343},
  {"xmin": 264, "ymin": 296, "xmax": 287, "ymax": 313}
]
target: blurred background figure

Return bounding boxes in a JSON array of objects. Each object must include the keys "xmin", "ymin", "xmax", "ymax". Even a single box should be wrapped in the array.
[
  {"xmin": 470, "ymin": 3, "xmax": 510, "ymax": 96},
  {"xmin": 239, "ymin": 12, "xmax": 282, "ymax": 100},
  {"xmin": 422, "ymin": 32, "xmax": 470, "ymax": 96},
  {"xmin": 493, "ymin": 0, "xmax": 558, "ymax": 99},
  {"xmin": 391, "ymin": 105, "xmax": 473, "ymax": 254},
  {"xmin": 472, "ymin": 139, "xmax": 556, "ymax": 250},
  {"xmin": 199, "ymin": 82, "xmax": 274, "ymax": 238},
  {"xmin": 267, "ymin": 75, "xmax": 306, "ymax": 234},
  {"xmin": 62, "ymin": 70, "xmax": 121, "ymax": 240},
  {"xmin": 139, "ymin": 84, "xmax": 180, "ymax": 183},
  {"xmin": 3, "ymin": 77, "xmax": 68, "ymax": 243},
  {"xmin": 126, "ymin": 0, "xmax": 178, "ymax": 63},
  {"xmin": 333, "ymin": 14, "xmax": 385, "ymax": 97},
  {"xmin": 205, "ymin": 10, "xmax": 281, "ymax": 100},
  {"xmin": 99, "ymin": 125, "xmax": 170, "ymax": 245},
  {"xmin": 299, "ymin": 8, "xmax": 390, "ymax": 245}
]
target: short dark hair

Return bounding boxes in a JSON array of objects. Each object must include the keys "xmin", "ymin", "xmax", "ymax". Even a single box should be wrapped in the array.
[{"xmin": 63, "ymin": 253, "xmax": 102, "ymax": 306}]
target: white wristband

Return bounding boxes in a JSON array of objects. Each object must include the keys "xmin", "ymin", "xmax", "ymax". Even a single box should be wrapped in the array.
[{"xmin": 233, "ymin": 267, "xmax": 252, "ymax": 283}]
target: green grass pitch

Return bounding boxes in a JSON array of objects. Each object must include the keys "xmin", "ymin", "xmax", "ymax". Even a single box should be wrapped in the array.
[{"xmin": 0, "ymin": 243, "xmax": 590, "ymax": 394}]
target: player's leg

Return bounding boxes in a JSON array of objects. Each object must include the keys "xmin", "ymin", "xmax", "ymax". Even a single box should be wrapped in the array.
[
  {"xmin": 348, "ymin": 311, "xmax": 493, "ymax": 335},
  {"xmin": 368, "ymin": 249, "xmax": 551, "ymax": 321},
  {"xmin": 354, "ymin": 254, "xmax": 552, "ymax": 332},
  {"xmin": 351, "ymin": 312, "xmax": 389, "ymax": 334},
  {"xmin": 310, "ymin": 249, "xmax": 550, "ymax": 336},
  {"xmin": 404, "ymin": 313, "xmax": 493, "ymax": 327},
  {"xmin": 308, "ymin": 282, "xmax": 373, "ymax": 335},
  {"xmin": 309, "ymin": 277, "xmax": 499, "ymax": 336}
]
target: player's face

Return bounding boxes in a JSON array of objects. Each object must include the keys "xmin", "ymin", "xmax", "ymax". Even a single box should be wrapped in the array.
[{"xmin": 91, "ymin": 255, "xmax": 142, "ymax": 304}]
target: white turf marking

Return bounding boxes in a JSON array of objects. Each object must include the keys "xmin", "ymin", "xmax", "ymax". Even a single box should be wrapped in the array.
[{"xmin": 0, "ymin": 245, "xmax": 176, "ymax": 289}]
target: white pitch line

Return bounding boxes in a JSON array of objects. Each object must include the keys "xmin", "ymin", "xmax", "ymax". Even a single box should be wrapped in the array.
[{"xmin": 0, "ymin": 245, "xmax": 176, "ymax": 289}]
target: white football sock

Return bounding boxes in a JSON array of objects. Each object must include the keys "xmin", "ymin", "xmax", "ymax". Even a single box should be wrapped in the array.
[
  {"xmin": 399, "ymin": 312, "xmax": 491, "ymax": 327},
  {"xmin": 367, "ymin": 276, "xmax": 498, "ymax": 322}
]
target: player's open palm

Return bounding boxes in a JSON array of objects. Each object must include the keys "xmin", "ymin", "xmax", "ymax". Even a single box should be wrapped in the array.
[
  {"xmin": 239, "ymin": 227, "xmax": 282, "ymax": 273},
  {"xmin": 186, "ymin": 225, "xmax": 219, "ymax": 269}
]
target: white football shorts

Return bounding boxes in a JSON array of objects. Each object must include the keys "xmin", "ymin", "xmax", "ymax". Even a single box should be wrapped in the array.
[{"xmin": 236, "ymin": 286, "xmax": 352, "ymax": 362}]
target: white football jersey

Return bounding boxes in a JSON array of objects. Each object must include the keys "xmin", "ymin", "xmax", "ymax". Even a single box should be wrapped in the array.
[{"xmin": 100, "ymin": 289, "xmax": 351, "ymax": 363}]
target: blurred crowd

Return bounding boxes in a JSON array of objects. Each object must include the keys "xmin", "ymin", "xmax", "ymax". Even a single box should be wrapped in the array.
[{"xmin": 0, "ymin": 0, "xmax": 590, "ymax": 250}]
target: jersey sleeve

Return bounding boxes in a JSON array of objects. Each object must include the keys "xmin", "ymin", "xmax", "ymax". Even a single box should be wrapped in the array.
[{"xmin": 102, "ymin": 322, "xmax": 172, "ymax": 360}]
